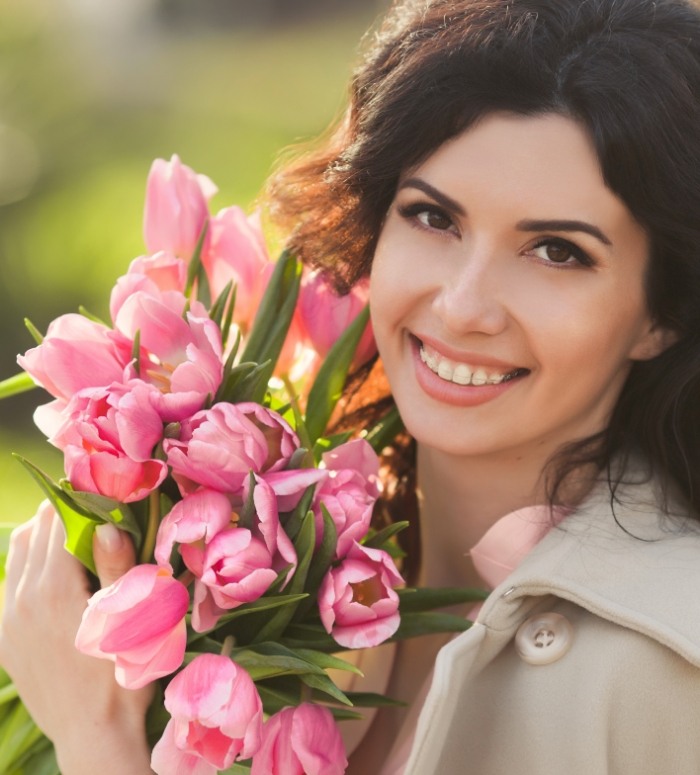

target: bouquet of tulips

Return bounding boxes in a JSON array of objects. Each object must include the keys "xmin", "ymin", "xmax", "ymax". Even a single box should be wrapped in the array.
[{"xmin": 0, "ymin": 156, "xmax": 484, "ymax": 775}]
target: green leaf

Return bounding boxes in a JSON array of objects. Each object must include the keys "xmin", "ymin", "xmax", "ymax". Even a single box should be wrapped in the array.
[
  {"xmin": 262, "ymin": 563, "xmax": 296, "ymax": 597},
  {"xmin": 252, "ymin": 511, "xmax": 315, "ymax": 643},
  {"xmin": 292, "ymin": 505, "xmax": 336, "ymax": 622},
  {"xmin": 0, "ymin": 678, "xmax": 19, "ymax": 707},
  {"xmin": 280, "ymin": 484, "xmax": 316, "ymax": 543},
  {"xmin": 184, "ymin": 221, "xmax": 210, "ymax": 303},
  {"xmin": 219, "ymin": 763, "xmax": 252, "ymax": 775},
  {"xmin": 327, "ymin": 706, "xmax": 365, "ymax": 721},
  {"xmin": 215, "ymin": 361, "xmax": 272, "ymax": 405},
  {"xmin": 292, "ymin": 649, "xmax": 363, "ymax": 677},
  {"xmin": 221, "ymin": 285, "xmax": 237, "ymax": 348},
  {"xmin": 280, "ymin": 376, "xmax": 313, "ymax": 451},
  {"xmin": 186, "ymin": 591, "xmax": 306, "ymax": 645},
  {"xmin": 209, "ymin": 594, "xmax": 309, "ymax": 629},
  {"xmin": 59, "ymin": 484, "xmax": 142, "ymax": 544},
  {"xmin": 8, "ymin": 735, "xmax": 58, "ymax": 775},
  {"xmin": 0, "ymin": 372, "xmax": 37, "ymax": 400},
  {"xmin": 221, "ymin": 327, "xmax": 242, "ymax": 381},
  {"xmin": 300, "ymin": 672, "xmax": 353, "ymax": 706},
  {"xmin": 229, "ymin": 643, "xmax": 328, "ymax": 681},
  {"xmin": 304, "ymin": 305, "xmax": 371, "ymax": 444},
  {"xmin": 239, "ymin": 250, "xmax": 302, "ymax": 400},
  {"xmin": 78, "ymin": 305, "xmax": 108, "ymax": 325},
  {"xmin": 311, "ymin": 432, "xmax": 353, "ymax": 463},
  {"xmin": 0, "ymin": 701, "xmax": 45, "ymax": 773},
  {"xmin": 0, "ymin": 665, "xmax": 13, "ymax": 689},
  {"xmin": 397, "ymin": 586, "xmax": 488, "ymax": 613},
  {"xmin": 24, "ymin": 318, "xmax": 43, "ymax": 345},
  {"xmin": 238, "ymin": 471, "xmax": 257, "ymax": 530},
  {"xmin": 391, "ymin": 611, "xmax": 473, "ymax": 640},
  {"xmin": 13, "ymin": 456, "xmax": 97, "ymax": 574},
  {"xmin": 145, "ymin": 683, "xmax": 170, "ymax": 749},
  {"xmin": 364, "ymin": 404, "xmax": 404, "ymax": 453},
  {"xmin": 209, "ymin": 279, "xmax": 234, "ymax": 330},
  {"xmin": 362, "ymin": 521, "xmax": 410, "ymax": 550},
  {"xmin": 255, "ymin": 682, "xmax": 301, "ymax": 714},
  {"xmin": 280, "ymin": 622, "xmax": 339, "ymax": 652},
  {"xmin": 344, "ymin": 691, "xmax": 406, "ymax": 708}
]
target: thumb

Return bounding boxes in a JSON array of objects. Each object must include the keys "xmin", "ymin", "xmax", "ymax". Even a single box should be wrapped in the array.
[{"xmin": 93, "ymin": 523, "xmax": 137, "ymax": 589}]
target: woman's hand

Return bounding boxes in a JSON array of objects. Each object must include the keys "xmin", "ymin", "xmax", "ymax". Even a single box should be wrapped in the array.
[{"xmin": 0, "ymin": 502, "xmax": 154, "ymax": 774}]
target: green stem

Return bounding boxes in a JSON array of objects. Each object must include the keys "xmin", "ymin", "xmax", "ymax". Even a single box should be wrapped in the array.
[
  {"xmin": 221, "ymin": 635, "xmax": 235, "ymax": 658},
  {"xmin": 0, "ymin": 372, "xmax": 36, "ymax": 400},
  {"xmin": 300, "ymin": 684, "xmax": 313, "ymax": 704},
  {"xmin": 139, "ymin": 490, "xmax": 160, "ymax": 564},
  {"xmin": 176, "ymin": 569, "xmax": 195, "ymax": 587},
  {"xmin": 281, "ymin": 374, "xmax": 313, "ymax": 450}
]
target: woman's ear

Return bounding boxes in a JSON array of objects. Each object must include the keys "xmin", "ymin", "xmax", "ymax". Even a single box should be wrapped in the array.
[{"xmin": 630, "ymin": 321, "xmax": 679, "ymax": 361}]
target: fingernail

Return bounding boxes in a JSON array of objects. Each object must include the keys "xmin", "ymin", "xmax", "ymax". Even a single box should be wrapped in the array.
[{"xmin": 95, "ymin": 523, "xmax": 125, "ymax": 553}]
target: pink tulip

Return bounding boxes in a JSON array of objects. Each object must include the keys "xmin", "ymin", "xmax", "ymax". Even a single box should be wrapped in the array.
[
  {"xmin": 251, "ymin": 703, "xmax": 347, "ymax": 775},
  {"xmin": 50, "ymin": 382, "xmax": 168, "ymax": 502},
  {"xmin": 143, "ymin": 154, "xmax": 217, "ymax": 260},
  {"xmin": 114, "ymin": 287, "xmax": 223, "ymax": 422},
  {"xmin": 315, "ymin": 439, "xmax": 382, "ymax": 558},
  {"xmin": 201, "ymin": 206, "xmax": 271, "ymax": 329},
  {"xmin": 165, "ymin": 402, "xmax": 299, "ymax": 496},
  {"xmin": 318, "ymin": 542, "xmax": 404, "ymax": 649},
  {"xmin": 110, "ymin": 251, "xmax": 187, "ymax": 322},
  {"xmin": 17, "ymin": 313, "xmax": 131, "ymax": 403},
  {"xmin": 263, "ymin": 467, "xmax": 326, "ymax": 513},
  {"xmin": 245, "ymin": 475, "xmax": 297, "ymax": 573},
  {"xmin": 275, "ymin": 305, "xmax": 319, "ymax": 381},
  {"xmin": 155, "ymin": 484, "xmax": 296, "ymax": 632},
  {"xmin": 190, "ymin": 527, "xmax": 278, "ymax": 632},
  {"xmin": 155, "ymin": 488, "xmax": 234, "ymax": 573},
  {"xmin": 297, "ymin": 270, "xmax": 376, "ymax": 367},
  {"xmin": 151, "ymin": 654, "xmax": 263, "ymax": 775},
  {"xmin": 75, "ymin": 564, "xmax": 189, "ymax": 689}
]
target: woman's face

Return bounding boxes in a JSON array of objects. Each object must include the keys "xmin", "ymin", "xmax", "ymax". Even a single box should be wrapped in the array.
[{"xmin": 370, "ymin": 112, "xmax": 667, "ymax": 462}]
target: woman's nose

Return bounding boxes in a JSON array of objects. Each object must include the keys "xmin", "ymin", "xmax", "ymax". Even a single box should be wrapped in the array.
[{"xmin": 430, "ymin": 247, "xmax": 509, "ymax": 336}]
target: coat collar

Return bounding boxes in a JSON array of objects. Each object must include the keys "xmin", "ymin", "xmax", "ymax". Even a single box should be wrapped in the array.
[{"xmin": 479, "ymin": 467, "xmax": 700, "ymax": 666}]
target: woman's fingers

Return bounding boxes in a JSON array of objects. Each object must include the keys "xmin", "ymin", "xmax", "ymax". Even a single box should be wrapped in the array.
[
  {"xmin": 93, "ymin": 523, "xmax": 137, "ymax": 589},
  {"xmin": 0, "ymin": 505, "xmax": 153, "ymax": 770},
  {"xmin": 3, "ymin": 517, "xmax": 32, "ymax": 604}
]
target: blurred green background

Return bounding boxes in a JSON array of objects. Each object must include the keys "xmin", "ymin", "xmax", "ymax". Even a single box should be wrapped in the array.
[{"xmin": 0, "ymin": 0, "xmax": 388, "ymax": 523}]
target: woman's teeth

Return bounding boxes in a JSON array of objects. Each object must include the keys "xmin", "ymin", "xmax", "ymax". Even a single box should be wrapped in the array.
[{"xmin": 420, "ymin": 345, "xmax": 518, "ymax": 386}]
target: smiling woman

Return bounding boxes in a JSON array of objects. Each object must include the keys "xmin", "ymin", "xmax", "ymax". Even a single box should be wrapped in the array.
[
  {"xmin": 4, "ymin": 0, "xmax": 700, "ymax": 774},
  {"xmin": 372, "ymin": 113, "xmax": 664, "ymax": 462},
  {"xmin": 266, "ymin": 0, "xmax": 700, "ymax": 772}
]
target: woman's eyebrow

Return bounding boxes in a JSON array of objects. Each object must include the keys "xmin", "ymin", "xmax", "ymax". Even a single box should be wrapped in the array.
[
  {"xmin": 398, "ymin": 180, "xmax": 613, "ymax": 247},
  {"xmin": 398, "ymin": 178, "xmax": 466, "ymax": 215},
  {"xmin": 516, "ymin": 218, "xmax": 612, "ymax": 246}
]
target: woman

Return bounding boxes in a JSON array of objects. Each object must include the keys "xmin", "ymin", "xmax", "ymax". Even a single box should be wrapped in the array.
[{"xmin": 3, "ymin": 0, "xmax": 700, "ymax": 772}]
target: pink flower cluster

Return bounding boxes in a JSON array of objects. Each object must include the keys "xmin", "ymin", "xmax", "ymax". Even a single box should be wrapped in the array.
[
  {"xmin": 19, "ymin": 155, "xmax": 375, "ymax": 504},
  {"xmin": 20, "ymin": 155, "xmax": 396, "ymax": 774},
  {"xmin": 73, "ymin": 429, "xmax": 400, "ymax": 772}
]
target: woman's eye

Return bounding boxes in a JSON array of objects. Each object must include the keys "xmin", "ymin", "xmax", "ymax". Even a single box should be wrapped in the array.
[
  {"xmin": 417, "ymin": 208, "xmax": 454, "ymax": 231},
  {"xmin": 398, "ymin": 203, "xmax": 458, "ymax": 235},
  {"xmin": 529, "ymin": 238, "xmax": 594, "ymax": 267}
]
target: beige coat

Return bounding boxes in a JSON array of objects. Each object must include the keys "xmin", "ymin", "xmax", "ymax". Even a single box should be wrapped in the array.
[{"xmin": 405, "ymin": 472, "xmax": 700, "ymax": 774}]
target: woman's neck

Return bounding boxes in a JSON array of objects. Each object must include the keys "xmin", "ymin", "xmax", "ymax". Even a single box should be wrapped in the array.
[{"xmin": 415, "ymin": 444, "xmax": 554, "ymax": 589}]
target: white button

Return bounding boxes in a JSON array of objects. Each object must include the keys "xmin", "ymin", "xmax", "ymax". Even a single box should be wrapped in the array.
[{"xmin": 515, "ymin": 612, "xmax": 573, "ymax": 665}]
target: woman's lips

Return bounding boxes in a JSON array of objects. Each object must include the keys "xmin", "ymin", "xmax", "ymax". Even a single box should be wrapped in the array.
[{"xmin": 410, "ymin": 335, "xmax": 529, "ymax": 406}]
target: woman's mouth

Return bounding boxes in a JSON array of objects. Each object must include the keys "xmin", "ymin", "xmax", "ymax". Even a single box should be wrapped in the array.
[{"xmin": 418, "ymin": 340, "xmax": 529, "ymax": 386}]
